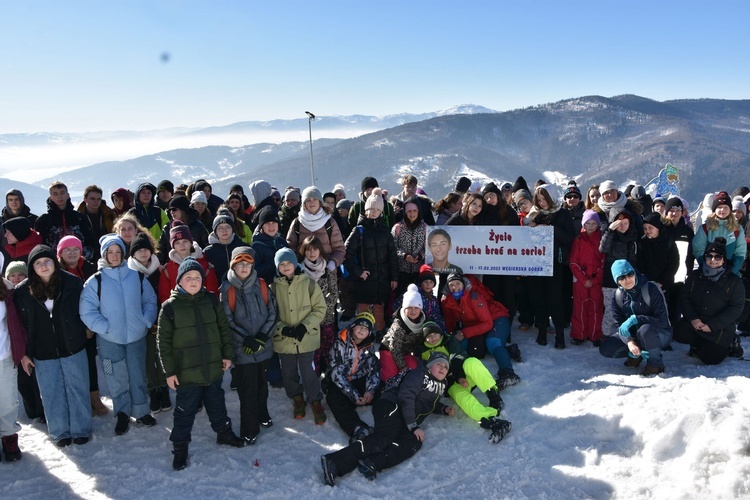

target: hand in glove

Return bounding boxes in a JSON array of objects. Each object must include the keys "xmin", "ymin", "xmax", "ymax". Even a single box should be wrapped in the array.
[
  {"xmin": 326, "ymin": 260, "xmax": 337, "ymax": 271},
  {"xmin": 293, "ymin": 323, "xmax": 307, "ymax": 342},
  {"xmin": 243, "ymin": 332, "xmax": 268, "ymax": 354},
  {"xmin": 618, "ymin": 315, "xmax": 638, "ymax": 337},
  {"xmin": 281, "ymin": 325, "xmax": 295, "ymax": 337}
]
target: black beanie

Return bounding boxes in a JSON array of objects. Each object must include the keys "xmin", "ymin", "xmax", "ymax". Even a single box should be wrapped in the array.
[
  {"xmin": 3, "ymin": 217, "xmax": 31, "ymax": 242},
  {"xmin": 455, "ymin": 177, "xmax": 471, "ymax": 193},
  {"xmin": 664, "ymin": 197, "xmax": 683, "ymax": 212},
  {"xmin": 482, "ymin": 182, "xmax": 502, "ymax": 197},
  {"xmin": 712, "ymin": 191, "xmax": 732, "ymax": 212},
  {"xmin": 130, "ymin": 232, "xmax": 154, "ymax": 257},
  {"xmin": 512, "ymin": 176, "xmax": 530, "ymax": 194},
  {"xmin": 642, "ymin": 212, "xmax": 664, "ymax": 231},
  {"xmin": 704, "ymin": 237, "xmax": 727, "ymax": 259},
  {"xmin": 361, "ymin": 177, "xmax": 379, "ymax": 192},
  {"xmin": 258, "ymin": 205, "xmax": 280, "ymax": 227},
  {"xmin": 158, "ymin": 180, "xmax": 174, "ymax": 193},
  {"xmin": 177, "ymin": 257, "xmax": 204, "ymax": 285},
  {"xmin": 28, "ymin": 244, "xmax": 59, "ymax": 276},
  {"xmin": 168, "ymin": 195, "xmax": 192, "ymax": 213}
]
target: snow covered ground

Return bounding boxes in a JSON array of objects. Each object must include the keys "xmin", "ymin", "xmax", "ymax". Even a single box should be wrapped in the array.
[{"xmin": 5, "ymin": 326, "xmax": 750, "ymax": 499}]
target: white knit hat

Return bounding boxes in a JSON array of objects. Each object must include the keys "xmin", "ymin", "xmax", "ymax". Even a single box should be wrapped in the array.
[
  {"xmin": 401, "ymin": 284, "xmax": 423, "ymax": 312},
  {"xmin": 365, "ymin": 188, "xmax": 384, "ymax": 213}
]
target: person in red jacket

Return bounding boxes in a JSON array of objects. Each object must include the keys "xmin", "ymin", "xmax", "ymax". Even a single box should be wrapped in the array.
[
  {"xmin": 441, "ymin": 273, "xmax": 521, "ymax": 390},
  {"xmin": 158, "ymin": 221, "xmax": 219, "ymax": 304},
  {"xmin": 569, "ymin": 210, "xmax": 606, "ymax": 346},
  {"xmin": 3, "ymin": 217, "xmax": 42, "ymax": 263}
]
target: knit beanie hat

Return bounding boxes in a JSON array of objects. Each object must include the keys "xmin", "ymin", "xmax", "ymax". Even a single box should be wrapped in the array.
[
  {"xmin": 129, "ymin": 232, "xmax": 154, "ymax": 257},
  {"xmin": 704, "ymin": 237, "xmax": 727, "ymax": 259},
  {"xmin": 733, "ymin": 196, "xmax": 747, "ymax": 216},
  {"xmin": 664, "ymin": 197, "xmax": 683, "ymax": 212},
  {"xmin": 28, "ymin": 245, "xmax": 58, "ymax": 277},
  {"xmin": 482, "ymin": 182, "xmax": 502, "ymax": 197},
  {"xmin": 258, "ymin": 205, "xmax": 281, "ymax": 227},
  {"xmin": 643, "ymin": 212, "xmax": 664, "ymax": 231},
  {"xmin": 611, "ymin": 259, "xmax": 635, "ymax": 282},
  {"xmin": 599, "ymin": 180, "xmax": 617, "ymax": 194},
  {"xmin": 581, "ymin": 209, "xmax": 601, "ymax": 226},
  {"xmin": 169, "ymin": 220, "xmax": 193, "ymax": 248},
  {"xmin": 230, "ymin": 246, "xmax": 255, "ymax": 269},
  {"xmin": 168, "ymin": 195, "xmax": 192, "ymax": 214},
  {"xmin": 623, "ymin": 184, "xmax": 635, "ymax": 198},
  {"xmin": 190, "ymin": 191, "xmax": 208, "ymax": 206},
  {"xmin": 631, "ymin": 185, "xmax": 646, "ymax": 199},
  {"xmin": 563, "ymin": 186, "xmax": 582, "ymax": 199},
  {"xmin": 361, "ymin": 177, "xmax": 379, "ymax": 192},
  {"xmin": 56, "ymin": 235, "xmax": 83, "ymax": 257},
  {"xmin": 336, "ymin": 199, "xmax": 354, "ymax": 210},
  {"xmin": 350, "ymin": 311, "xmax": 375, "ymax": 332},
  {"xmin": 511, "ymin": 176, "xmax": 530, "ymax": 194},
  {"xmin": 712, "ymin": 191, "xmax": 732, "ymax": 211},
  {"xmin": 302, "ymin": 186, "xmax": 324, "ymax": 204},
  {"xmin": 455, "ymin": 177, "xmax": 472, "ymax": 193},
  {"xmin": 177, "ymin": 257, "xmax": 204, "ymax": 285},
  {"xmin": 416, "ymin": 264, "xmax": 436, "ymax": 287},
  {"xmin": 274, "ymin": 247, "xmax": 299, "ymax": 272},
  {"xmin": 5, "ymin": 260, "xmax": 28, "ymax": 279},
  {"xmin": 513, "ymin": 189, "xmax": 532, "ymax": 206},
  {"xmin": 446, "ymin": 273, "xmax": 463, "ymax": 284},
  {"xmin": 158, "ymin": 180, "xmax": 174, "ymax": 194},
  {"xmin": 3, "ymin": 217, "xmax": 31, "ymax": 242},
  {"xmin": 284, "ymin": 186, "xmax": 301, "ymax": 203},
  {"xmin": 99, "ymin": 234, "xmax": 126, "ymax": 257},
  {"xmin": 332, "ymin": 184, "xmax": 346, "ymax": 199},
  {"xmin": 401, "ymin": 284, "xmax": 423, "ymax": 312},
  {"xmin": 212, "ymin": 214, "xmax": 234, "ymax": 232},
  {"xmin": 426, "ymin": 351, "xmax": 450, "ymax": 370},
  {"xmin": 652, "ymin": 195, "xmax": 666, "ymax": 207},
  {"xmin": 364, "ymin": 189, "xmax": 385, "ymax": 213},
  {"xmin": 422, "ymin": 321, "xmax": 444, "ymax": 340},
  {"xmin": 194, "ymin": 180, "xmax": 211, "ymax": 194}
]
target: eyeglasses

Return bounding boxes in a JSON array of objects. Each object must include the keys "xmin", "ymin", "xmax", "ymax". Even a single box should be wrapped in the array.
[
  {"xmin": 616, "ymin": 272, "xmax": 635, "ymax": 281},
  {"xmin": 705, "ymin": 253, "xmax": 724, "ymax": 262},
  {"xmin": 234, "ymin": 262, "xmax": 253, "ymax": 268},
  {"xmin": 33, "ymin": 259, "xmax": 54, "ymax": 269}
]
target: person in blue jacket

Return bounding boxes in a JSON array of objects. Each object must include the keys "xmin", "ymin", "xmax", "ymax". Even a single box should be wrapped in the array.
[
  {"xmin": 80, "ymin": 234, "xmax": 158, "ymax": 436},
  {"xmin": 599, "ymin": 259, "xmax": 672, "ymax": 376}
]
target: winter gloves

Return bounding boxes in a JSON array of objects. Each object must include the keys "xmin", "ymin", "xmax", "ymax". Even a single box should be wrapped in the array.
[
  {"xmin": 619, "ymin": 315, "xmax": 638, "ymax": 337},
  {"xmin": 480, "ymin": 416, "xmax": 512, "ymax": 444},
  {"xmin": 242, "ymin": 332, "xmax": 268, "ymax": 355},
  {"xmin": 281, "ymin": 324, "xmax": 307, "ymax": 342}
]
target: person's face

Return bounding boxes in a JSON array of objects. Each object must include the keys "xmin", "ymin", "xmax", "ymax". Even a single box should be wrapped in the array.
[
  {"xmin": 404, "ymin": 306, "xmax": 421, "ymax": 320},
  {"xmin": 733, "ymin": 209, "xmax": 745, "ymax": 223},
  {"xmin": 192, "ymin": 201, "xmax": 207, "ymax": 214},
  {"xmin": 366, "ymin": 207, "xmax": 382, "ymax": 219},
  {"xmin": 352, "ymin": 324, "xmax": 370, "ymax": 343},
  {"xmin": 363, "ymin": 187, "xmax": 374, "ymax": 198},
  {"xmin": 112, "ymin": 194, "xmax": 124, "ymax": 211},
  {"xmin": 285, "ymin": 197, "xmax": 299, "ymax": 208},
  {"xmin": 643, "ymin": 223, "xmax": 660, "ymax": 239},
  {"xmin": 583, "ymin": 220, "xmax": 599, "ymax": 234},
  {"xmin": 536, "ymin": 194, "xmax": 549, "ymax": 210},
  {"xmin": 169, "ymin": 208, "xmax": 186, "ymax": 222},
  {"xmin": 305, "ymin": 246, "xmax": 321, "ymax": 262},
  {"xmin": 202, "ymin": 187, "xmax": 212, "ymax": 198},
  {"xmin": 429, "ymin": 362, "xmax": 449, "ymax": 380},
  {"xmin": 601, "ymin": 189, "xmax": 618, "ymax": 203},
  {"xmin": 85, "ymin": 191, "xmax": 102, "ymax": 211},
  {"xmin": 179, "ymin": 270, "xmax": 203, "ymax": 295},
  {"xmin": 403, "ymin": 183, "xmax": 417, "ymax": 198},
  {"xmin": 468, "ymin": 198, "xmax": 482, "ymax": 217},
  {"xmin": 60, "ymin": 246, "xmax": 81, "ymax": 266},
  {"xmin": 420, "ymin": 279, "xmax": 435, "ymax": 295},
  {"xmin": 6, "ymin": 195, "xmax": 21, "ymax": 212},
  {"xmin": 705, "ymin": 252, "xmax": 725, "ymax": 269},
  {"xmin": 33, "ymin": 257, "xmax": 55, "ymax": 282},
  {"xmin": 450, "ymin": 198, "xmax": 463, "ymax": 214},
  {"xmin": 323, "ymin": 196, "xmax": 336, "ymax": 210},
  {"xmin": 7, "ymin": 272, "xmax": 26, "ymax": 286},
  {"xmin": 484, "ymin": 192, "xmax": 498, "ymax": 206},
  {"xmin": 278, "ymin": 261, "xmax": 296, "ymax": 278},
  {"xmin": 565, "ymin": 195, "xmax": 580, "ymax": 208},
  {"xmin": 617, "ymin": 271, "xmax": 636, "ymax": 290},
  {"xmin": 428, "ymin": 234, "xmax": 450, "ymax": 262},
  {"xmin": 404, "ymin": 203, "xmax": 419, "ymax": 223},
  {"xmin": 117, "ymin": 221, "xmax": 137, "ymax": 243},
  {"xmin": 233, "ymin": 261, "xmax": 253, "ymax": 280},
  {"xmin": 105, "ymin": 245, "xmax": 123, "ymax": 267},
  {"xmin": 262, "ymin": 221, "xmax": 279, "ymax": 237},
  {"xmin": 337, "ymin": 207, "xmax": 349, "ymax": 219},
  {"xmin": 589, "ymin": 190, "xmax": 601, "ymax": 206},
  {"xmin": 502, "ymin": 188, "xmax": 513, "ymax": 203},
  {"xmin": 272, "ymin": 195, "xmax": 282, "ymax": 208},
  {"xmin": 158, "ymin": 190, "xmax": 172, "ymax": 202},
  {"xmin": 666, "ymin": 207, "xmax": 682, "ymax": 225},
  {"xmin": 335, "ymin": 192, "xmax": 345, "ymax": 203},
  {"xmin": 714, "ymin": 204, "xmax": 731, "ymax": 219},
  {"xmin": 615, "ymin": 216, "xmax": 630, "ymax": 233},
  {"xmin": 653, "ymin": 202, "xmax": 666, "ymax": 215},
  {"xmin": 50, "ymin": 187, "xmax": 69, "ymax": 209},
  {"xmin": 424, "ymin": 331, "xmax": 442, "ymax": 346},
  {"xmin": 517, "ymin": 199, "xmax": 532, "ymax": 213},
  {"xmin": 134, "ymin": 248, "xmax": 152, "ymax": 265},
  {"xmin": 305, "ymin": 198, "xmax": 321, "ymax": 214},
  {"xmin": 139, "ymin": 189, "xmax": 152, "ymax": 205},
  {"xmin": 448, "ymin": 280, "xmax": 464, "ymax": 293},
  {"xmin": 228, "ymin": 198, "xmax": 242, "ymax": 212},
  {"xmin": 5, "ymin": 231, "xmax": 17, "ymax": 244},
  {"xmin": 174, "ymin": 238, "xmax": 193, "ymax": 257},
  {"xmin": 215, "ymin": 223, "xmax": 233, "ymax": 243}
]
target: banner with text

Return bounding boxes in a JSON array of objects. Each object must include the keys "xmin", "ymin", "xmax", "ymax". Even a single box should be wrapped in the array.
[{"xmin": 425, "ymin": 225, "xmax": 554, "ymax": 276}]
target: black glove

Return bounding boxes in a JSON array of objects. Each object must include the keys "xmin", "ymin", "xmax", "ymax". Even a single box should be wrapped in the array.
[
  {"xmin": 293, "ymin": 323, "xmax": 307, "ymax": 342},
  {"xmin": 281, "ymin": 326, "xmax": 295, "ymax": 337},
  {"xmin": 243, "ymin": 332, "xmax": 268, "ymax": 355}
]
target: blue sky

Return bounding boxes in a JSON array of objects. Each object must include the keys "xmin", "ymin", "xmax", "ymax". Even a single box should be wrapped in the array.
[{"xmin": 1, "ymin": 0, "xmax": 747, "ymax": 133}]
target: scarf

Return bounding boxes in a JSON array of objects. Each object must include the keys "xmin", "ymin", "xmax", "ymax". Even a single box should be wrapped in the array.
[
  {"xmin": 297, "ymin": 207, "xmax": 330, "ymax": 233},
  {"xmin": 402, "ymin": 311, "xmax": 425, "ymax": 333},
  {"xmin": 596, "ymin": 192, "xmax": 627, "ymax": 218},
  {"xmin": 169, "ymin": 242, "xmax": 204, "ymax": 265},
  {"xmin": 701, "ymin": 262, "xmax": 726, "ymax": 281},
  {"xmin": 302, "ymin": 257, "xmax": 326, "ymax": 281},
  {"xmin": 127, "ymin": 254, "xmax": 161, "ymax": 277}
]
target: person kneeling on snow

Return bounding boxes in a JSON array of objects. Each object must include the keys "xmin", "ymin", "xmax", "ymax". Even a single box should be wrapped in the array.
[
  {"xmin": 599, "ymin": 259, "xmax": 672, "ymax": 376},
  {"xmin": 324, "ymin": 312, "xmax": 381, "ymax": 443},
  {"xmin": 320, "ymin": 352, "xmax": 453, "ymax": 486},
  {"xmin": 418, "ymin": 321, "xmax": 511, "ymax": 444}
]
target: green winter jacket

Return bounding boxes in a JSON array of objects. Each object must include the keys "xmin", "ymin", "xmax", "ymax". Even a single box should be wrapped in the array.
[
  {"xmin": 272, "ymin": 270, "xmax": 326, "ymax": 354},
  {"xmin": 157, "ymin": 288, "xmax": 234, "ymax": 386}
]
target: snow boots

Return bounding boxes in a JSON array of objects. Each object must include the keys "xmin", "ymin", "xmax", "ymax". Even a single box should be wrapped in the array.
[
  {"xmin": 2, "ymin": 433, "xmax": 21, "ymax": 461},
  {"xmin": 172, "ymin": 441, "xmax": 188, "ymax": 471},
  {"xmin": 293, "ymin": 395, "xmax": 306, "ymax": 419}
]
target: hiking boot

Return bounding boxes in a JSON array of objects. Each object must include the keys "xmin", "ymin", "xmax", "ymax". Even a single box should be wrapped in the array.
[
  {"xmin": 480, "ymin": 416, "xmax": 512, "ymax": 444},
  {"xmin": 149, "ymin": 389, "xmax": 161, "ymax": 413},
  {"xmin": 243, "ymin": 433, "xmax": 258, "ymax": 446},
  {"xmin": 56, "ymin": 437, "xmax": 73, "ymax": 448},
  {"xmin": 358, "ymin": 458, "xmax": 378, "ymax": 481},
  {"xmin": 554, "ymin": 331, "xmax": 566, "ymax": 349},
  {"xmin": 623, "ymin": 356, "xmax": 642, "ymax": 368},
  {"xmin": 90, "ymin": 391, "xmax": 109, "ymax": 416},
  {"xmin": 260, "ymin": 418, "xmax": 273, "ymax": 428},
  {"xmin": 506, "ymin": 343, "xmax": 522, "ymax": 362},
  {"xmin": 216, "ymin": 426, "xmax": 244, "ymax": 448},
  {"xmin": 115, "ymin": 412, "xmax": 130, "ymax": 436},
  {"xmin": 136, "ymin": 414, "xmax": 157, "ymax": 427},
  {"xmin": 570, "ymin": 338, "xmax": 585, "ymax": 346},
  {"xmin": 728, "ymin": 335, "xmax": 744, "ymax": 358},
  {"xmin": 311, "ymin": 400, "xmax": 327, "ymax": 425},
  {"xmin": 485, "ymin": 387, "xmax": 504, "ymax": 412},
  {"xmin": 350, "ymin": 424, "xmax": 373, "ymax": 444},
  {"xmin": 159, "ymin": 387, "xmax": 172, "ymax": 412},
  {"xmin": 172, "ymin": 441, "xmax": 189, "ymax": 470},
  {"xmin": 73, "ymin": 436, "xmax": 90, "ymax": 445},
  {"xmin": 641, "ymin": 365, "xmax": 665, "ymax": 376},
  {"xmin": 293, "ymin": 395, "xmax": 306, "ymax": 419},
  {"xmin": 496, "ymin": 371, "xmax": 521, "ymax": 391},
  {"xmin": 592, "ymin": 339, "xmax": 602, "ymax": 347},
  {"xmin": 321, "ymin": 455, "xmax": 337, "ymax": 486},
  {"xmin": 2, "ymin": 433, "xmax": 21, "ymax": 461},
  {"xmin": 536, "ymin": 328, "xmax": 547, "ymax": 346}
]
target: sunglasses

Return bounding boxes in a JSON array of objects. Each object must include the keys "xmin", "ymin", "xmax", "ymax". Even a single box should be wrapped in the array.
[
  {"xmin": 616, "ymin": 272, "xmax": 635, "ymax": 281},
  {"xmin": 705, "ymin": 253, "xmax": 724, "ymax": 262}
]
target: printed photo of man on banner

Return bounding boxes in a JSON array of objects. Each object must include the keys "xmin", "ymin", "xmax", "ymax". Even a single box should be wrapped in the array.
[{"xmin": 426, "ymin": 226, "xmax": 554, "ymax": 277}]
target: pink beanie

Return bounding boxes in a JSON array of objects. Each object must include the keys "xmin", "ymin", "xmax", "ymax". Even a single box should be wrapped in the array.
[{"xmin": 57, "ymin": 235, "xmax": 83, "ymax": 257}]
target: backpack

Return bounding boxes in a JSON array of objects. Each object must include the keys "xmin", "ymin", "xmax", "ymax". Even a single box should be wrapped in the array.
[
  {"xmin": 292, "ymin": 217, "xmax": 333, "ymax": 243},
  {"xmin": 226, "ymin": 278, "xmax": 269, "ymax": 313},
  {"xmin": 701, "ymin": 224, "xmax": 740, "ymax": 239},
  {"xmin": 95, "ymin": 270, "xmax": 144, "ymax": 301}
]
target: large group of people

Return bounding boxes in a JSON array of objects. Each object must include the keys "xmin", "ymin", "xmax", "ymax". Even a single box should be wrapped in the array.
[{"xmin": 0, "ymin": 174, "xmax": 747, "ymax": 486}]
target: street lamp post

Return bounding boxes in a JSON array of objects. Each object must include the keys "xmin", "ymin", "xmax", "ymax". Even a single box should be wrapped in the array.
[{"xmin": 305, "ymin": 111, "xmax": 315, "ymax": 185}]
